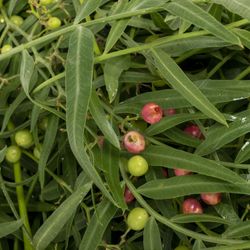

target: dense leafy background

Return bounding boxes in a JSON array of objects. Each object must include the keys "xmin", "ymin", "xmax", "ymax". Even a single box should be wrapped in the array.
[{"xmin": 1, "ymin": 0, "xmax": 250, "ymax": 249}]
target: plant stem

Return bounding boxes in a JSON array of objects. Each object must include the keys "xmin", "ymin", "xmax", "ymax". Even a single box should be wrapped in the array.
[{"xmin": 13, "ymin": 162, "xmax": 34, "ymax": 250}]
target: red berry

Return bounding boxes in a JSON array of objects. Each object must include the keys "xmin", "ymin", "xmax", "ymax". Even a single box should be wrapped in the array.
[
  {"xmin": 141, "ymin": 102, "xmax": 163, "ymax": 124},
  {"xmin": 182, "ymin": 198, "xmax": 203, "ymax": 214},
  {"xmin": 174, "ymin": 168, "xmax": 192, "ymax": 176},
  {"xmin": 124, "ymin": 186, "xmax": 135, "ymax": 204},
  {"xmin": 123, "ymin": 131, "xmax": 145, "ymax": 154},
  {"xmin": 184, "ymin": 125, "xmax": 202, "ymax": 139},
  {"xmin": 164, "ymin": 108, "xmax": 176, "ymax": 116},
  {"xmin": 161, "ymin": 168, "xmax": 168, "ymax": 177},
  {"xmin": 200, "ymin": 193, "xmax": 221, "ymax": 205}
]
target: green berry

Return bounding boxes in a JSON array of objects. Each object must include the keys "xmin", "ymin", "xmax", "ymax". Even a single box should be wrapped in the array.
[
  {"xmin": 15, "ymin": 130, "xmax": 33, "ymax": 149},
  {"xmin": 128, "ymin": 155, "xmax": 148, "ymax": 177},
  {"xmin": 127, "ymin": 207, "xmax": 149, "ymax": 231},
  {"xmin": 33, "ymin": 146, "xmax": 41, "ymax": 159},
  {"xmin": 0, "ymin": 15, "xmax": 5, "ymax": 24},
  {"xmin": 174, "ymin": 246, "xmax": 191, "ymax": 250},
  {"xmin": 47, "ymin": 17, "xmax": 61, "ymax": 29},
  {"xmin": 5, "ymin": 145, "xmax": 21, "ymax": 163},
  {"xmin": 1, "ymin": 44, "xmax": 12, "ymax": 54},
  {"xmin": 10, "ymin": 15, "xmax": 24, "ymax": 26},
  {"xmin": 39, "ymin": 117, "xmax": 48, "ymax": 130}
]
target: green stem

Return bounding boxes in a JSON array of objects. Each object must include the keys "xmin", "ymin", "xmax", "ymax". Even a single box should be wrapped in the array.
[
  {"xmin": 120, "ymin": 165, "xmax": 246, "ymax": 245},
  {"xmin": 204, "ymin": 242, "xmax": 250, "ymax": 250},
  {"xmin": 234, "ymin": 66, "xmax": 250, "ymax": 80},
  {"xmin": 13, "ymin": 162, "xmax": 34, "ymax": 250}
]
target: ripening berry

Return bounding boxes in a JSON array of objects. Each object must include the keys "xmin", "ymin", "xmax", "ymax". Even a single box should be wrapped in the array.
[
  {"xmin": 174, "ymin": 168, "xmax": 192, "ymax": 176},
  {"xmin": 184, "ymin": 125, "xmax": 202, "ymax": 139},
  {"xmin": 124, "ymin": 186, "xmax": 135, "ymax": 204},
  {"xmin": 200, "ymin": 193, "xmax": 221, "ymax": 205},
  {"xmin": 161, "ymin": 168, "xmax": 168, "ymax": 177},
  {"xmin": 182, "ymin": 198, "xmax": 203, "ymax": 214},
  {"xmin": 141, "ymin": 102, "xmax": 163, "ymax": 124},
  {"xmin": 164, "ymin": 108, "xmax": 176, "ymax": 116},
  {"xmin": 123, "ymin": 131, "xmax": 145, "ymax": 154}
]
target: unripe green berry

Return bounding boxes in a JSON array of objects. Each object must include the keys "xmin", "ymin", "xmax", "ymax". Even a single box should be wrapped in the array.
[
  {"xmin": 1, "ymin": 44, "xmax": 12, "ymax": 54},
  {"xmin": 127, "ymin": 207, "xmax": 149, "ymax": 231},
  {"xmin": 47, "ymin": 17, "xmax": 61, "ymax": 29},
  {"xmin": 128, "ymin": 155, "xmax": 148, "ymax": 176},
  {"xmin": 5, "ymin": 145, "xmax": 21, "ymax": 163},
  {"xmin": 174, "ymin": 246, "xmax": 191, "ymax": 250},
  {"xmin": 39, "ymin": 117, "xmax": 48, "ymax": 130},
  {"xmin": 33, "ymin": 146, "xmax": 41, "ymax": 159},
  {"xmin": 10, "ymin": 15, "xmax": 24, "ymax": 26},
  {"xmin": 0, "ymin": 15, "xmax": 5, "ymax": 24},
  {"xmin": 15, "ymin": 130, "xmax": 33, "ymax": 149}
]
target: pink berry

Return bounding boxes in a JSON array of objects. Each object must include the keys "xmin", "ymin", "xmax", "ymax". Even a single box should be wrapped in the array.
[
  {"xmin": 161, "ymin": 168, "xmax": 168, "ymax": 177},
  {"xmin": 141, "ymin": 102, "xmax": 163, "ymax": 124},
  {"xmin": 174, "ymin": 168, "xmax": 192, "ymax": 176},
  {"xmin": 184, "ymin": 125, "xmax": 203, "ymax": 139},
  {"xmin": 124, "ymin": 186, "xmax": 135, "ymax": 204},
  {"xmin": 164, "ymin": 108, "xmax": 176, "ymax": 116},
  {"xmin": 182, "ymin": 198, "xmax": 203, "ymax": 214},
  {"xmin": 200, "ymin": 193, "xmax": 221, "ymax": 205},
  {"xmin": 123, "ymin": 131, "xmax": 145, "ymax": 154}
]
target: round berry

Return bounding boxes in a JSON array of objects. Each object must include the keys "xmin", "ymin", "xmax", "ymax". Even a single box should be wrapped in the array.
[
  {"xmin": 40, "ymin": 0, "xmax": 54, "ymax": 5},
  {"xmin": 128, "ymin": 155, "xmax": 148, "ymax": 177},
  {"xmin": 161, "ymin": 168, "xmax": 168, "ymax": 177},
  {"xmin": 201, "ymin": 193, "xmax": 221, "ymax": 205},
  {"xmin": 184, "ymin": 125, "xmax": 202, "ymax": 139},
  {"xmin": 174, "ymin": 168, "xmax": 192, "ymax": 176},
  {"xmin": 182, "ymin": 198, "xmax": 203, "ymax": 214},
  {"xmin": 175, "ymin": 246, "xmax": 191, "ymax": 250},
  {"xmin": 123, "ymin": 131, "xmax": 145, "ymax": 154},
  {"xmin": 5, "ymin": 145, "xmax": 21, "ymax": 163},
  {"xmin": 1, "ymin": 44, "xmax": 12, "ymax": 54},
  {"xmin": 164, "ymin": 108, "xmax": 176, "ymax": 116},
  {"xmin": 39, "ymin": 117, "xmax": 48, "ymax": 130},
  {"xmin": 141, "ymin": 102, "xmax": 163, "ymax": 124},
  {"xmin": 47, "ymin": 17, "xmax": 61, "ymax": 29},
  {"xmin": 15, "ymin": 130, "xmax": 33, "ymax": 149},
  {"xmin": 127, "ymin": 207, "xmax": 149, "ymax": 231},
  {"xmin": 10, "ymin": 15, "xmax": 24, "ymax": 26},
  {"xmin": 124, "ymin": 186, "xmax": 135, "ymax": 204},
  {"xmin": 0, "ymin": 15, "xmax": 5, "ymax": 24}
]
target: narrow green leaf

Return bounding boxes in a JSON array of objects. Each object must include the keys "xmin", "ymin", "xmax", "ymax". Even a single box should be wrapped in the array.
[
  {"xmin": 170, "ymin": 214, "xmax": 230, "ymax": 225},
  {"xmin": 103, "ymin": 55, "xmax": 130, "ymax": 102},
  {"xmin": 138, "ymin": 175, "xmax": 250, "ymax": 199},
  {"xmin": 223, "ymin": 221, "xmax": 250, "ymax": 238},
  {"xmin": 65, "ymin": 27, "xmax": 114, "ymax": 203},
  {"xmin": 74, "ymin": 0, "xmax": 102, "ymax": 24},
  {"xmin": 151, "ymin": 48, "xmax": 227, "ymax": 126},
  {"xmin": 100, "ymin": 142, "xmax": 127, "ymax": 210},
  {"xmin": 145, "ymin": 113, "xmax": 206, "ymax": 136},
  {"xmin": 195, "ymin": 116, "xmax": 250, "ymax": 156},
  {"xmin": 0, "ymin": 220, "xmax": 22, "ymax": 238},
  {"xmin": 89, "ymin": 91, "xmax": 120, "ymax": 149},
  {"xmin": 38, "ymin": 115, "xmax": 59, "ymax": 188},
  {"xmin": 233, "ymin": 28, "xmax": 250, "ymax": 49},
  {"xmin": 142, "ymin": 145, "xmax": 245, "ymax": 184},
  {"xmin": 235, "ymin": 140, "xmax": 250, "ymax": 163},
  {"xmin": 212, "ymin": 0, "xmax": 250, "ymax": 21},
  {"xmin": 165, "ymin": 0, "xmax": 241, "ymax": 46},
  {"xmin": 33, "ymin": 182, "xmax": 92, "ymax": 250},
  {"xmin": 79, "ymin": 198, "xmax": 117, "ymax": 250},
  {"xmin": 143, "ymin": 217, "xmax": 162, "ymax": 250},
  {"xmin": 214, "ymin": 203, "xmax": 240, "ymax": 224}
]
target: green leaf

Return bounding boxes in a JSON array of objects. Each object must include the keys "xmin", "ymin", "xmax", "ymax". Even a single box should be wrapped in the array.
[
  {"xmin": 150, "ymin": 48, "xmax": 227, "ymax": 126},
  {"xmin": 170, "ymin": 214, "xmax": 230, "ymax": 225},
  {"xmin": 100, "ymin": 141, "xmax": 127, "ymax": 210},
  {"xmin": 89, "ymin": 91, "xmax": 120, "ymax": 149},
  {"xmin": 212, "ymin": 0, "xmax": 250, "ymax": 21},
  {"xmin": 79, "ymin": 198, "xmax": 117, "ymax": 250},
  {"xmin": 145, "ymin": 113, "xmax": 206, "ymax": 136},
  {"xmin": 233, "ymin": 28, "xmax": 250, "ymax": 49},
  {"xmin": 138, "ymin": 175, "xmax": 249, "ymax": 199},
  {"xmin": 33, "ymin": 181, "xmax": 92, "ymax": 250},
  {"xmin": 0, "ymin": 146, "xmax": 6, "ymax": 163},
  {"xmin": 195, "ymin": 115, "xmax": 250, "ymax": 156},
  {"xmin": 74, "ymin": 0, "xmax": 102, "ymax": 24},
  {"xmin": 38, "ymin": 115, "xmax": 59, "ymax": 188},
  {"xmin": 141, "ymin": 145, "xmax": 245, "ymax": 184},
  {"xmin": 65, "ymin": 27, "xmax": 114, "ymax": 203},
  {"xmin": 103, "ymin": 55, "xmax": 130, "ymax": 102},
  {"xmin": 165, "ymin": 0, "xmax": 241, "ymax": 46},
  {"xmin": 235, "ymin": 140, "xmax": 250, "ymax": 163},
  {"xmin": 0, "ymin": 220, "xmax": 22, "ymax": 238},
  {"xmin": 143, "ymin": 217, "xmax": 162, "ymax": 250},
  {"xmin": 223, "ymin": 221, "xmax": 250, "ymax": 238}
]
